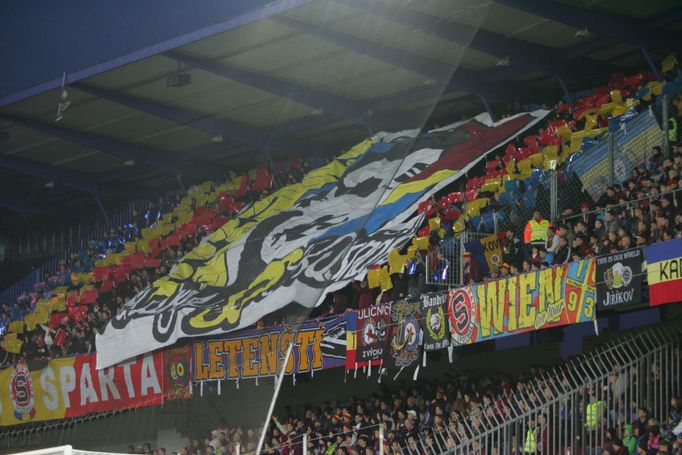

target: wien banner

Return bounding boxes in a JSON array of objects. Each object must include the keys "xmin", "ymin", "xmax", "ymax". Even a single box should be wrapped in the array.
[
  {"xmin": 193, "ymin": 314, "xmax": 347, "ymax": 382},
  {"xmin": 447, "ymin": 259, "xmax": 596, "ymax": 346},
  {"xmin": 0, "ymin": 351, "xmax": 166, "ymax": 427},
  {"xmin": 596, "ymin": 248, "xmax": 643, "ymax": 310},
  {"xmin": 647, "ymin": 238, "xmax": 682, "ymax": 306},
  {"xmin": 97, "ymin": 111, "xmax": 549, "ymax": 369}
]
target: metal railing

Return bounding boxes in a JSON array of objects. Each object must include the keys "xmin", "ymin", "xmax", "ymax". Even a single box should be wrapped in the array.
[
  {"xmin": 560, "ymin": 186, "xmax": 682, "ymax": 228},
  {"xmin": 425, "ymin": 231, "xmax": 490, "ymax": 287},
  {"xmin": 0, "ymin": 199, "xmax": 151, "ymax": 305},
  {"xmin": 407, "ymin": 320, "xmax": 682, "ymax": 455}
]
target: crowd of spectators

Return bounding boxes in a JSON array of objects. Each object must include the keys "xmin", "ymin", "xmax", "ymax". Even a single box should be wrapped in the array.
[
  {"xmin": 0, "ymin": 158, "xmax": 314, "ymax": 364},
  {"xmin": 158, "ymin": 332, "xmax": 682, "ymax": 455}
]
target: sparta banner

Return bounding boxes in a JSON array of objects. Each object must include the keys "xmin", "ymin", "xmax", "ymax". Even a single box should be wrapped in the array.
[
  {"xmin": 449, "ymin": 259, "xmax": 596, "ymax": 346},
  {"xmin": 596, "ymin": 248, "xmax": 643, "ymax": 311},
  {"xmin": 447, "ymin": 287, "xmax": 479, "ymax": 346},
  {"xmin": 356, "ymin": 301, "xmax": 391, "ymax": 365},
  {"xmin": 421, "ymin": 292, "xmax": 449, "ymax": 351},
  {"xmin": 0, "ymin": 352, "xmax": 166, "ymax": 427},
  {"xmin": 97, "ymin": 111, "xmax": 549, "ymax": 369},
  {"xmin": 384, "ymin": 298, "xmax": 422, "ymax": 369},
  {"xmin": 647, "ymin": 238, "xmax": 682, "ymax": 306},
  {"xmin": 193, "ymin": 314, "xmax": 347, "ymax": 382}
]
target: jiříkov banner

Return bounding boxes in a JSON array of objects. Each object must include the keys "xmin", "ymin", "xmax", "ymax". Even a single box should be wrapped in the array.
[{"xmin": 596, "ymin": 248, "xmax": 643, "ymax": 310}]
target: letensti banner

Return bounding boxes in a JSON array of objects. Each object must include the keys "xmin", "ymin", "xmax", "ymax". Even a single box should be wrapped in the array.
[
  {"xmin": 97, "ymin": 111, "xmax": 548, "ymax": 368},
  {"xmin": 193, "ymin": 314, "xmax": 348, "ymax": 381},
  {"xmin": 0, "ymin": 350, "xmax": 179, "ymax": 427},
  {"xmin": 447, "ymin": 259, "xmax": 596, "ymax": 346}
]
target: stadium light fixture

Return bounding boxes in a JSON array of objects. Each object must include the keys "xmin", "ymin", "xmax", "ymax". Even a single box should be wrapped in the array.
[
  {"xmin": 495, "ymin": 56, "xmax": 511, "ymax": 67},
  {"xmin": 166, "ymin": 61, "xmax": 192, "ymax": 88},
  {"xmin": 54, "ymin": 73, "xmax": 71, "ymax": 122},
  {"xmin": 575, "ymin": 27, "xmax": 590, "ymax": 38}
]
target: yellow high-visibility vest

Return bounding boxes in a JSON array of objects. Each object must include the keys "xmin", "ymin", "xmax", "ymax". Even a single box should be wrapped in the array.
[
  {"xmin": 525, "ymin": 219, "xmax": 551, "ymax": 243},
  {"xmin": 586, "ymin": 401, "xmax": 602, "ymax": 428},
  {"xmin": 669, "ymin": 117, "xmax": 678, "ymax": 143},
  {"xmin": 524, "ymin": 427, "xmax": 537, "ymax": 453}
]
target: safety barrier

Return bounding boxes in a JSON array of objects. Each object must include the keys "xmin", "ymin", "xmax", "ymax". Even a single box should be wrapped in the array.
[
  {"xmin": 406, "ymin": 320, "xmax": 682, "ymax": 455},
  {"xmin": 0, "ymin": 199, "xmax": 150, "ymax": 304},
  {"xmin": 425, "ymin": 231, "xmax": 489, "ymax": 287}
]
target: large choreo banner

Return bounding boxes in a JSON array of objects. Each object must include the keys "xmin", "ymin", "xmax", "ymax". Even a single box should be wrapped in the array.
[
  {"xmin": 97, "ymin": 111, "xmax": 548, "ymax": 368},
  {"xmin": 647, "ymin": 238, "xmax": 682, "ymax": 307},
  {"xmin": 447, "ymin": 259, "xmax": 596, "ymax": 346},
  {"xmin": 0, "ymin": 350, "xmax": 181, "ymax": 427}
]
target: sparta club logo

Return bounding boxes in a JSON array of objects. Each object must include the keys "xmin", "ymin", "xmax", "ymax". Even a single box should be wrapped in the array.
[
  {"xmin": 447, "ymin": 288, "xmax": 477, "ymax": 345},
  {"xmin": 9, "ymin": 364, "xmax": 36, "ymax": 421}
]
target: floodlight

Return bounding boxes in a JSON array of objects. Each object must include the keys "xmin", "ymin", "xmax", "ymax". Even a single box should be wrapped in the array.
[{"xmin": 495, "ymin": 57, "xmax": 510, "ymax": 67}]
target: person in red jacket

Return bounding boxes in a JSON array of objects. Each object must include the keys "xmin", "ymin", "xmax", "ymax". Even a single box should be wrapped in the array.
[{"xmin": 353, "ymin": 279, "xmax": 375, "ymax": 309}]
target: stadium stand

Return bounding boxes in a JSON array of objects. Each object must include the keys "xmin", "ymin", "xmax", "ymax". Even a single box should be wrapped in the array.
[
  {"xmin": 0, "ymin": 157, "xmax": 312, "ymax": 363},
  {"xmin": 2, "ymin": 66, "xmax": 677, "ymax": 365},
  {"xmin": 115, "ymin": 321, "xmax": 682, "ymax": 455},
  {"xmin": 0, "ymin": 71, "xmax": 678, "ymax": 351},
  {"xmin": 4, "ymin": 2, "xmax": 682, "ymax": 455}
]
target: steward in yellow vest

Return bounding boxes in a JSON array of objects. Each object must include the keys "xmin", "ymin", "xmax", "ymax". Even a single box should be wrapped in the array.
[{"xmin": 524, "ymin": 211, "xmax": 551, "ymax": 245}]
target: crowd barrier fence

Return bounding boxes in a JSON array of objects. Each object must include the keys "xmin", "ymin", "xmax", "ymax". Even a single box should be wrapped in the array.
[{"xmin": 408, "ymin": 320, "xmax": 682, "ymax": 455}]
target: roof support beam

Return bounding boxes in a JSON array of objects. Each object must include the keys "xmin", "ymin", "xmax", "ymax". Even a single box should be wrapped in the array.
[
  {"xmin": 272, "ymin": 15, "xmax": 454, "ymax": 82},
  {"xmin": 550, "ymin": 9, "xmax": 682, "ymax": 64},
  {"xmin": 272, "ymin": 14, "xmax": 546, "ymax": 108},
  {"xmin": 164, "ymin": 50, "xmax": 370, "ymax": 123},
  {"xmin": 0, "ymin": 154, "xmax": 100, "ymax": 195},
  {"xmin": 334, "ymin": 0, "xmax": 613, "ymax": 82},
  {"xmin": 0, "ymin": 195, "xmax": 70, "ymax": 217},
  {"xmin": 74, "ymin": 82, "xmax": 255, "ymax": 149},
  {"xmin": 0, "ymin": 0, "xmax": 319, "ymax": 108},
  {"xmin": 495, "ymin": 0, "xmax": 682, "ymax": 52},
  {"xmin": 0, "ymin": 154, "xmax": 112, "ymax": 219},
  {"xmin": 73, "ymin": 82, "xmax": 313, "ymax": 157},
  {"xmin": 0, "ymin": 114, "xmax": 180, "ymax": 175}
]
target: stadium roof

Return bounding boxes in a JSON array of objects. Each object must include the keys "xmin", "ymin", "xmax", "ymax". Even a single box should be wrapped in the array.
[{"xmin": 1, "ymin": 0, "xmax": 681, "ymax": 221}]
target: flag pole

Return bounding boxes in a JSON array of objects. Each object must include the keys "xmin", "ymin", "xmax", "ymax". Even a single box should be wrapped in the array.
[{"xmin": 256, "ymin": 341, "xmax": 295, "ymax": 455}]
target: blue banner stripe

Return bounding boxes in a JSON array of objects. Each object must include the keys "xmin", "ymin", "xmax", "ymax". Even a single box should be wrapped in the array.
[{"xmin": 646, "ymin": 238, "xmax": 682, "ymax": 264}]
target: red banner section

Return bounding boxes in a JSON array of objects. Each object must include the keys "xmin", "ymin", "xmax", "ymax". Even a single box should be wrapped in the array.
[{"xmin": 0, "ymin": 350, "xmax": 185, "ymax": 427}]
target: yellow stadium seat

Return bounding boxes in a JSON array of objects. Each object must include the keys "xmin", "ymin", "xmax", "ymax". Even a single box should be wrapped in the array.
[{"xmin": 412, "ymin": 236, "xmax": 429, "ymax": 250}]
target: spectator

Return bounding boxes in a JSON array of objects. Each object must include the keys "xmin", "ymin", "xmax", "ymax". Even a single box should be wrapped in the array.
[{"xmin": 553, "ymin": 237, "xmax": 571, "ymax": 265}]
